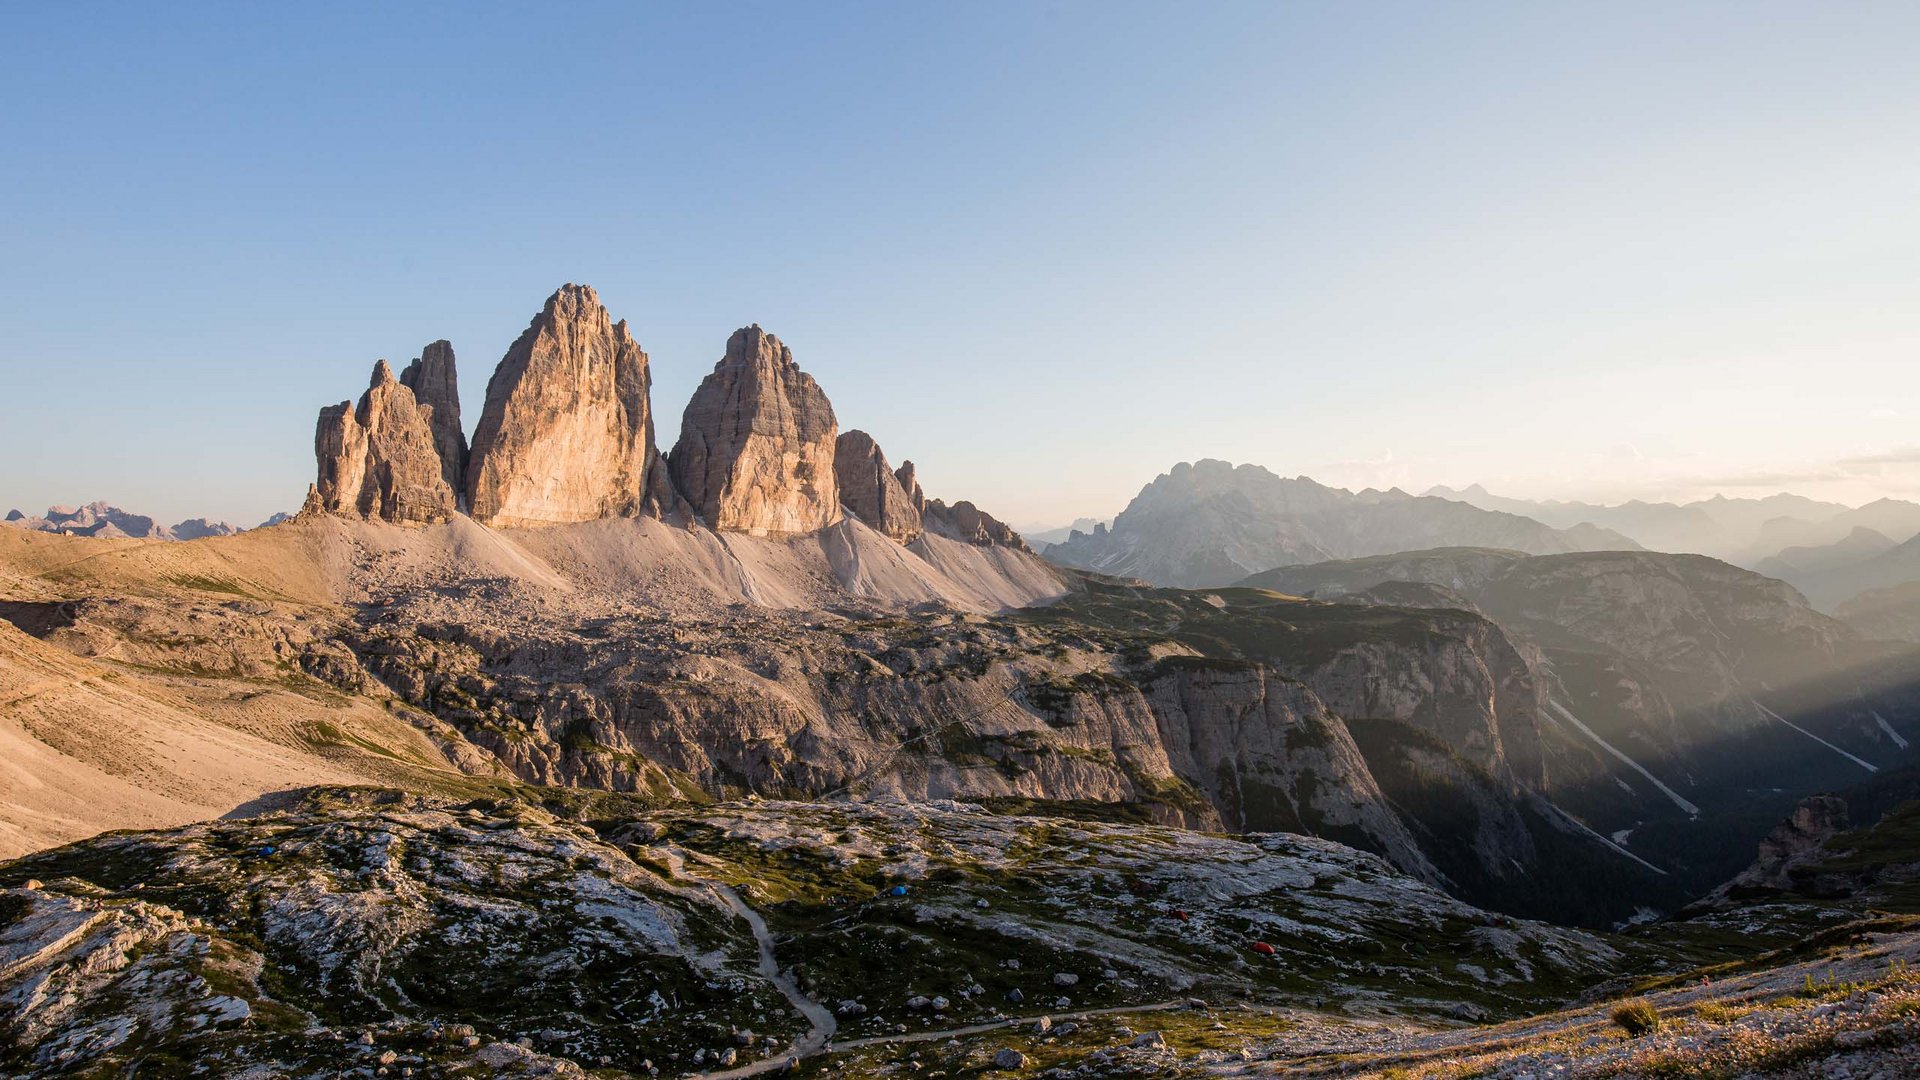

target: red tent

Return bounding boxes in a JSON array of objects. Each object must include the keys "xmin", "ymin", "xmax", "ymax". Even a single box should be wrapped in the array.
[{"xmin": 1251, "ymin": 941, "xmax": 1276, "ymax": 956}]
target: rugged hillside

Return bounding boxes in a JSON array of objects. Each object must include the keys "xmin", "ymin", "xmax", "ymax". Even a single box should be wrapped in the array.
[
  {"xmin": 1837, "ymin": 580, "xmax": 1920, "ymax": 644},
  {"xmin": 1244, "ymin": 548, "xmax": 1920, "ymax": 894},
  {"xmin": 0, "ymin": 788, "xmax": 1631, "ymax": 1078},
  {"xmin": 0, "ymin": 517, "xmax": 1682, "ymax": 924},
  {"xmin": 1755, "ymin": 525, "xmax": 1897, "ymax": 582},
  {"xmin": 1046, "ymin": 461, "xmax": 1638, "ymax": 588},
  {"xmin": 1780, "ymin": 530, "xmax": 1920, "ymax": 610}
]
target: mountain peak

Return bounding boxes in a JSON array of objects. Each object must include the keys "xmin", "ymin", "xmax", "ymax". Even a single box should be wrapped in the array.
[
  {"xmin": 464, "ymin": 286, "xmax": 674, "ymax": 527},
  {"xmin": 669, "ymin": 326, "xmax": 838, "ymax": 535}
]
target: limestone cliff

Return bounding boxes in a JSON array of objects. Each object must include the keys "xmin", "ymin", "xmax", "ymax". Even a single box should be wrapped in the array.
[
  {"xmin": 668, "ymin": 326, "xmax": 839, "ymax": 535},
  {"xmin": 834, "ymin": 430, "xmax": 921, "ymax": 543},
  {"xmin": 465, "ymin": 285, "xmax": 676, "ymax": 527},
  {"xmin": 313, "ymin": 360, "xmax": 458, "ymax": 525},
  {"xmin": 398, "ymin": 339, "xmax": 468, "ymax": 498}
]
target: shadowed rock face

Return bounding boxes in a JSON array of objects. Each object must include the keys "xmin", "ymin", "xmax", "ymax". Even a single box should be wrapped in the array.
[
  {"xmin": 465, "ymin": 284, "xmax": 676, "ymax": 527},
  {"xmin": 834, "ymin": 430, "xmax": 920, "ymax": 542},
  {"xmin": 669, "ymin": 325, "xmax": 839, "ymax": 535},
  {"xmin": 314, "ymin": 360, "xmax": 458, "ymax": 524},
  {"xmin": 398, "ymin": 339, "xmax": 467, "ymax": 499}
]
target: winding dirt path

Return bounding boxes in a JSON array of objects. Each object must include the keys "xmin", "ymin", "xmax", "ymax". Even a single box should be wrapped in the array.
[
  {"xmin": 693, "ymin": 881, "xmax": 838, "ymax": 1078},
  {"xmin": 826, "ymin": 998, "xmax": 1186, "ymax": 1052}
]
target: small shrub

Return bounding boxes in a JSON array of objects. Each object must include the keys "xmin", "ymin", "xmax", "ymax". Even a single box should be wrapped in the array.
[
  {"xmin": 1693, "ymin": 1000, "xmax": 1744, "ymax": 1023},
  {"xmin": 1611, "ymin": 998, "xmax": 1662, "ymax": 1037}
]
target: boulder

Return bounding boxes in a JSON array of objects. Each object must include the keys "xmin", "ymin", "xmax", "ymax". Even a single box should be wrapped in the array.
[
  {"xmin": 313, "ymin": 359, "xmax": 459, "ymax": 525},
  {"xmin": 669, "ymin": 325, "xmax": 839, "ymax": 535},
  {"xmin": 835, "ymin": 430, "xmax": 921, "ymax": 542},
  {"xmin": 465, "ymin": 284, "xmax": 676, "ymax": 527}
]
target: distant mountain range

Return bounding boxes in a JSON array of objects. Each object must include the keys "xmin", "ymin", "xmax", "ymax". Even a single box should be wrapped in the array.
[
  {"xmin": 1423, "ymin": 483, "xmax": 1920, "ymax": 566},
  {"xmin": 1043, "ymin": 461, "xmax": 1640, "ymax": 587},
  {"xmin": 1017, "ymin": 517, "xmax": 1108, "ymax": 547},
  {"xmin": 2, "ymin": 502, "xmax": 250, "ymax": 540}
]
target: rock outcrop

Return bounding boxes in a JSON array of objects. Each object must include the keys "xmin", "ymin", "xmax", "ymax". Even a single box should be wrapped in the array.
[
  {"xmin": 398, "ymin": 340, "xmax": 468, "ymax": 498},
  {"xmin": 465, "ymin": 285, "xmax": 676, "ymax": 527},
  {"xmin": 834, "ymin": 431, "xmax": 920, "ymax": 542},
  {"xmin": 895, "ymin": 460, "xmax": 1029, "ymax": 550},
  {"xmin": 313, "ymin": 360, "xmax": 458, "ymax": 525},
  {"xmin": 669, "ymin": 325, "xmax": 839, "ymax": 535}
]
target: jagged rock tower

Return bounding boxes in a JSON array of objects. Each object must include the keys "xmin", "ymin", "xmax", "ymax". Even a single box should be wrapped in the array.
[
  {"xmin": 313, "ymin": 359, "xmax": 459, "ymax": 524},
  {"xmin": 307, "ymin": 285, "xmax": 1028, "ymax": 550},
  {"xmin": 398, "ymin": 340, "xmax": 467, "ymax": 498},
  {"xmin": 834, "ymin": 430, "xmax": 922, "ymax": 543},
  {"xmin": 464, "ymin": 284, "xmax": 676, "ymax": 527},
  {"xmin": 668, "ymin": 325, "xmax": 840, "ymax": 535}
]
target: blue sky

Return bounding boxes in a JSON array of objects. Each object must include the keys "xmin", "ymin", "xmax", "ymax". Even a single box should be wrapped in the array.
[{"xmin": 4, "ymin": 2, "xmax": 1920, "ymax": 527}]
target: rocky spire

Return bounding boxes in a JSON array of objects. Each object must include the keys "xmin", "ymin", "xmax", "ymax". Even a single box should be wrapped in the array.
[
  {"xmin": 464, "ymin": 285, "xmax": 676, "ymax": 527},
  {"xmin": 895, "ymin": 461, "xmax": 927, "ymax": 515},
  {"xmin": 668, "ymin": 325, "xmax": 839, "ymax": 535},
  {"xmin": 835, "ymin": 431, "xmax": 921, "ymax": 543},
  {"xmin": 397, "ymin": 340, "xmax": 467, "ymax": 499},
  {"xmin": 313, "ymin": 359, "xmax": 459, "ymax": 524}
]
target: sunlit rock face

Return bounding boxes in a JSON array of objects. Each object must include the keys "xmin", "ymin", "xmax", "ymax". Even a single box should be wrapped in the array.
[
  {"xmin": 464, "ymin": 284, "xmax": 676, "ymax": 528},
  {"xmin": 669, "ymin": 325, "xmax": 840, "ymax": 535},
  {"xmin": 313, "ymin": 359, "xmax": 458, "ymax": 525}
]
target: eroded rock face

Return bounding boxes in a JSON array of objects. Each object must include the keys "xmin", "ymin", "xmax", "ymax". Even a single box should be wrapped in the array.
[
  {"xmin": 894, "ymin": 460, "xmax": 1029, "ymax": 550},
  {"xmin": 834, "ymin": 431, "xmax": 920, "ymax": 542},
  {"xmin": 314, "ymin": 360, "xmax": 458, "ymax": 525},
  {"xmin": 669, "ymin": 326, "xmax": 839, "ymax": 535},
  {"xmin": 465, "ymin": 285, "xmax": 676, "ymax": 527},
  {"xmin": 398, "ymin": 340, "xmax": 468, "ymax": 498}
]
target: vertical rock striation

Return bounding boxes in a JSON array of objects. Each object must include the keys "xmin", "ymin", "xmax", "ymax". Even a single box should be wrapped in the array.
[
  {"xmin": 668, "ymin": 325, "xmax": 840, "ymax": 535},
  {"xmin": 398, "ymin": 340, "xmax": 468, "ymax": 499},
  {"xmin": 464, "ymin": 285, "xmax": 676, "ymax": 527},
  {"xmin": 834, "ymin": 430, "xmax": 921, "ymax": 542},
  {"xmin": 313, "ymin": 360, "xmax": 459, "ymax": 524}
]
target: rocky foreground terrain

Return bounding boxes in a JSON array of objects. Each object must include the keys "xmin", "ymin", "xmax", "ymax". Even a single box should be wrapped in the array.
[{"xmin": 4, "ymin": 785, "xmax": 1920, "ymax": 1078}]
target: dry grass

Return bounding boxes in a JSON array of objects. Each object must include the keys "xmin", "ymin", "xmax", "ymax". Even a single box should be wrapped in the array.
[{"xmin": 1609, "ymin": 998, "xmax": 1661, "ymax": 1037}]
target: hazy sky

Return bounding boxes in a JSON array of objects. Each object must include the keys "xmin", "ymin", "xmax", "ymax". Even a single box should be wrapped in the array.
[{"xmin": 4, "ymin": 2, "xmax": 1920, "ymax": 528}]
